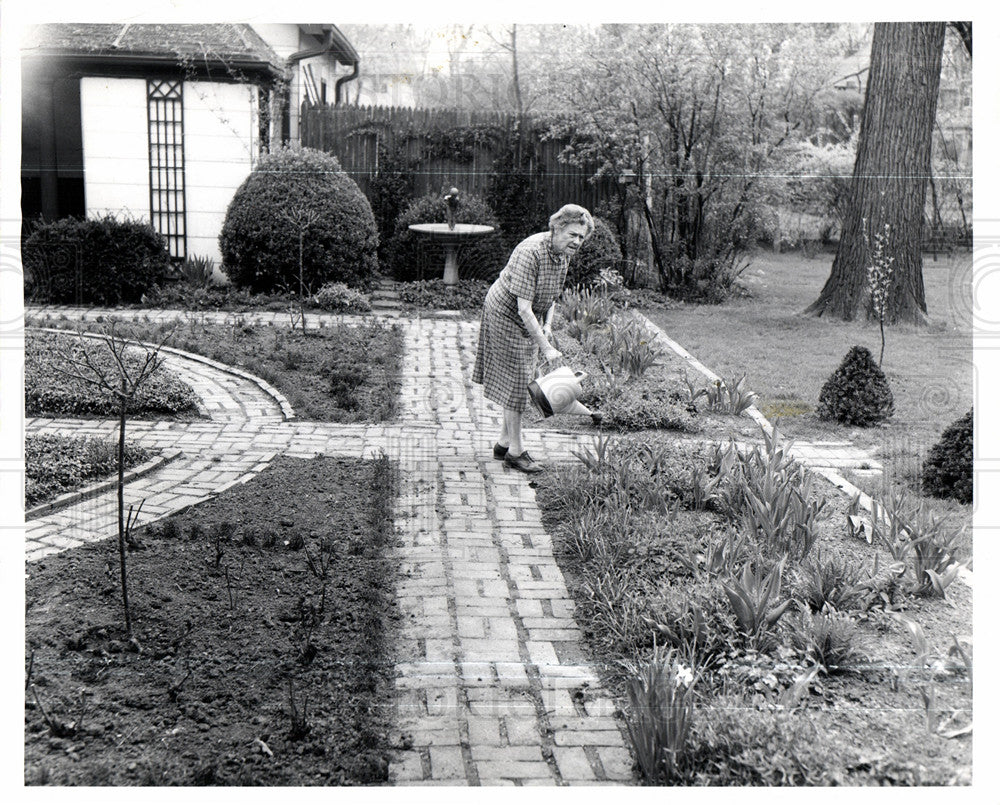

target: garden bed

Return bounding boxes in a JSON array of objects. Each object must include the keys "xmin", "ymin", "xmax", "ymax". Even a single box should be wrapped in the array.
[
  {"xmin": 534, "ymin": 431, "xmax": 972, "ymax": 786},
  {"xmin": 24, "ymin": 454, "xmax": 399, "ymax": 786},
  {"xmin": 36, "ymin": 318, "xmax": 404, "ymax": 424},
  {"xmin": 25, "ymin": 434, "xmax": 151, "ymax": 509},
  {"xmin": 643, "ymin": 250, "xmax": 972, "ymax": 532},
  {"xmin": 25, "ymin": 330, "xmax": 201, "ymax": 420}
]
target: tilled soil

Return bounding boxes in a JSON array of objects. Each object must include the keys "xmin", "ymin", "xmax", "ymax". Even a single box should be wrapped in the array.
[{"xmin": 24, "ymin": 455, "xmax": 399, "ymax": 786}]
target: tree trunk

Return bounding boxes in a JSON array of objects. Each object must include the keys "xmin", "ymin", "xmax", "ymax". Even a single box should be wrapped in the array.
[
  {"xmin": 117, "ymin": 390, "xmax": 132, "ymax": 639},
  {"xmin": 806, "ymin": 22, "xmax": 945, "ymax": 324}
]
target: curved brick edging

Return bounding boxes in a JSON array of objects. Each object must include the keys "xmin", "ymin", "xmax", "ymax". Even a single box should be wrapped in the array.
[
  {"xmin": 25, "ymin": 447, "xmax": 183, "ymax": 520},
  {"xmin": 28, "ymin": 325, "xmax": 297, "ymax": 421}
]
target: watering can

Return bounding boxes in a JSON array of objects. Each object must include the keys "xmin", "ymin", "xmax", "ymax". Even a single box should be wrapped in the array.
[{"xmin": 528, "ymin": 358, "xmax": 601, "ymax": 422}]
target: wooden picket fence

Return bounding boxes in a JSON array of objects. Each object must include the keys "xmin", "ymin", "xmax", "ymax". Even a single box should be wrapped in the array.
[{"xmin": 298, "ymin": 103, "xmax": 616, "ymax": 212}]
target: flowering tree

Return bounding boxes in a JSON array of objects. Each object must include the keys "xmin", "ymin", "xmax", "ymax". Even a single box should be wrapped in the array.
[{"xmin": 538, "ymin": 24, "xmax": 849, "ymax": 296}]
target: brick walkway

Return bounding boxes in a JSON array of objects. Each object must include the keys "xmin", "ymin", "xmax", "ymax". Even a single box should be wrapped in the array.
[
  {"xmin": 24, "ymin": 305, "xmax": 894, "ymax": 785},
  {"xmin": 25, "ymin": 309, "xmax": 635, "ymax": 785}
]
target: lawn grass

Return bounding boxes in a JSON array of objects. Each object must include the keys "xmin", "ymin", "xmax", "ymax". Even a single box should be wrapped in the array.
[{"xmin": 643, "ymin": 249, "xmax": 973, "ymax": 505}]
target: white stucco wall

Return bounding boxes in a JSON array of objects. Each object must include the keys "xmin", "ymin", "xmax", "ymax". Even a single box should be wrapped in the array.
[
  {"xmin": 80, "ymin": 76, "xmax": 257, "ymax": 268},
  {"xmin": 183, "ymin": 80, "xmax": 257, "ymax": 265},
  {"xmin": 80, "ymin": 77, "xmax": 150, "ymax": 221}
]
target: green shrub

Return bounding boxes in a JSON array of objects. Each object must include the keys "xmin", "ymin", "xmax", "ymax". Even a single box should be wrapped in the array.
[
  {"xmin": 367, "ymin": 143, "xmax": 415, "ymax": 261},
  {"xmin": 25, "ymin": 434, "xmax": 150, "ymax": 507},
  {"xmin": 384, "ymin": 192, "xmax": 504, "ymax": 282},
  {"xmin": 794, "ymin": 550, "xmax": 873, "ymax": 613},
  {"xmin": 921, "ymin": 409, "xmax": 973, "ymax": 504},
  {"xmin": 25, "ymin": 331, "xmax": 199, "ymax": 417},
  {"xmin": 396, "ymin": 279, "xmax": 488, "ymax": 312},
  {"xmin": 141, "ymin": 283, "xmax": 296, "ymax": 312},
  {"xmin": 23, "ymin": 215, "xmax": 169, "ymax": 305},
  {"xmin": 566, "ymin": 217, "xmax": 623, "ymax": 289},
  {"xmin": 219, "ymin": 146, "xmax": 379, "ymax": 293},
  {"xmin": 816, "ymin": 345, "xmax": 894, "ymax": 426},
  {"xmin": 313, "ymin": 281, "xmax": 371, "ymax": 313}
]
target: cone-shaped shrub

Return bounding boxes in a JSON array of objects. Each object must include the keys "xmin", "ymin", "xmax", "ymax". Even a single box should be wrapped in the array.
[
  {"xmin": 566, "ymin": 217, "xmax": 623, "ymax": 289},
  {"xmin": 816, "ymin": 346, "xmax": 894, "ymax": 426},
  {"xmin": 220, "ymin": 146, "xmax": 378, "ymax": 292},
  {"xmin": 922, "ymin": 409, "xmax": 973, "ymax": 504}
]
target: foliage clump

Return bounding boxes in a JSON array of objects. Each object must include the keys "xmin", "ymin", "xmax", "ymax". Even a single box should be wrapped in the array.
[
  {"xmin": 23, "ymin": 215, "xmax": 169, "ymax": 305},
  {"xmin": 219, "ymin": 146, "xmax": 379, "ymax": 293},
  {"xmin": 396, "ymin": 279, "xmax": 489, "ymax": 312},
  {"xmin": 485, "ymin": 131, "xmax": 549, "ymax": 254},
  {"xmin": 816, "ymin": 345, "xmax": 894, "ymax": 426},
  {"xmin": 25, "ymin": 331, "xmax": 199, "ymax": 417},
  {"xmin": 25, "ymin": 434, "xmax": 149, "ymax": 508},
  {"xmin": 921, "ymin": 409, "xmax": 973, "ymax": 504},
  {"xmin": 385, "ymin": 192, "xmax": 504, "ymax": 282},
  {"xmin": 313, "ymin": 281, "xmax": 371, "ymax": 313},
  {"xmin": 566, "ymin": 217, "xmax": 623, "ymax": 289}
]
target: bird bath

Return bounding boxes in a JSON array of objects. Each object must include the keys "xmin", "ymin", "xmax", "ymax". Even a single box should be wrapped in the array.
[{"xmin": 407, "ymin": 223, "xmax": 496, "ymax": 285}]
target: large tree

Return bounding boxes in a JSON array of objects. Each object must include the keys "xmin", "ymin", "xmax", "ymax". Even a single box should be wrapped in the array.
[{"xmin": 806, "ymin": 22, "xmax": 946, "ymax": 324}]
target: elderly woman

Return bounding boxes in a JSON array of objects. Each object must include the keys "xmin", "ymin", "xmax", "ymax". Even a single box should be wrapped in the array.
[{"xmin": 472, "ymin": 204, "xmax": 594, "ymax": 473}]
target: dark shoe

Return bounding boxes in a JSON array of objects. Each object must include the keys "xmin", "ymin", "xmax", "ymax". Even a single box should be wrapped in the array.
[
  {"xmin": 504, "ymin": 451, "xmax": 544, "ymax": 474},
  {"xmin": 590, "ymin": 412, "xmax": 603, "ymax": 426},
  {"xmin": 493, "ymin": 443, "xmax": 509, "ymax": 460}
]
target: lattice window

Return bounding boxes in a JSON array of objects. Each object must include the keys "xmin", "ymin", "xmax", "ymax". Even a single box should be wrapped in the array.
[{"xmin": 146, "ymin": 79, "xmax": 187, "ymax": 260}]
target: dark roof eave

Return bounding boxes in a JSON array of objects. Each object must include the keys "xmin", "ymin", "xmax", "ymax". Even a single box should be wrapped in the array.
[
  {"xmin": 327, "ymin": 25, "xmax": 359, "ymax": 66},
  {"xmin": 22, "ymin": 49, "xmax": 288, "ymax": 83}
]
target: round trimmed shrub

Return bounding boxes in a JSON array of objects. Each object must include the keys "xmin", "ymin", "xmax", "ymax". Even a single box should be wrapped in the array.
[
  {"xmin": 23, "ymin": 215, "xmax": 168, "ymax": 305},
  {"xmin": 566, "ymin": 216, "xmax": 622, "ymax": 288},
  {"xmin": 921, "ymin": 409, "xmax": 973, "ymax": 504},
  {"xmin": 816, "ymin": 345, "xmax": 894, "ymax": 426},
  {"xmin": 385, "ymin": 192, "xmax": 505, "ymax": 283},
  {"xmin": 219, "ymin": 146, "xmax": 378, "ymax": 293}
]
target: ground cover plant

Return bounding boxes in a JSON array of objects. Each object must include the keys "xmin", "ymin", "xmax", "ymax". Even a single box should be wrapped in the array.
[
  {"xmin": 516, "ymin": 287, "xmax": 720, "ymax": 434},
  {"xmin": 535, "ymin": 429, "xmax": 972, "ymax": 785},
  {"xmin": 25, "ymin": 454, "xmax": 399, "ymax": 786},
  {"xmin": 35, "ymin": 317, "xmax": 404, "ymax": 424},
  {"xmin": 396, "ymin": 278, "xmax": 489, "ymax": 314},
  {"xmin": 25, "ymin": 434, "xmax": 150, "ymax": 508},
  {"xmin": 25, "ymin": 330, "xmax": 200, "ymax": 419}
]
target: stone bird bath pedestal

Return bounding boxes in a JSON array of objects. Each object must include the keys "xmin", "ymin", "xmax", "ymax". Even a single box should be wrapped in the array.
[
  {"xmin": 406, "ymin": 223, "xmax": 496, "ymax": 285},
  {"xmin": 407, "ymin": 188, "xmax": 495, "ymax": 285}
]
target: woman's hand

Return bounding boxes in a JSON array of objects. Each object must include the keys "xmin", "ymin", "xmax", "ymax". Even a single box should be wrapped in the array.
[{"xmin": 542, "ymin": 346, "xmax": 562, "ymax": 363}]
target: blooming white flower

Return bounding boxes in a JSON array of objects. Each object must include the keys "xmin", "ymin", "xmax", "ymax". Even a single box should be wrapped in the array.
[{"xmin": 674, "ymin": 665, "xmax": 694, "ymax": 689}]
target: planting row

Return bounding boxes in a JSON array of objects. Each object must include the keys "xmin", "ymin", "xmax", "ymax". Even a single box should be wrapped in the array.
[{"xmin": 535, "ymin": 428, "xmax": 972, "ymax": 784}]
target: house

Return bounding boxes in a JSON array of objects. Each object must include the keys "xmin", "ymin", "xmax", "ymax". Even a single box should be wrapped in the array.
[{"xmin": 20, "ymin": 23, "xmax": 359, "ymax": 264}]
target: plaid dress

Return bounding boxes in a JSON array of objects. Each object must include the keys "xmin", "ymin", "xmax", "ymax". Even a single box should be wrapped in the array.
[{"xmin": 472, "ymin": 232, "xmax": 569, "ymax": 412}]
